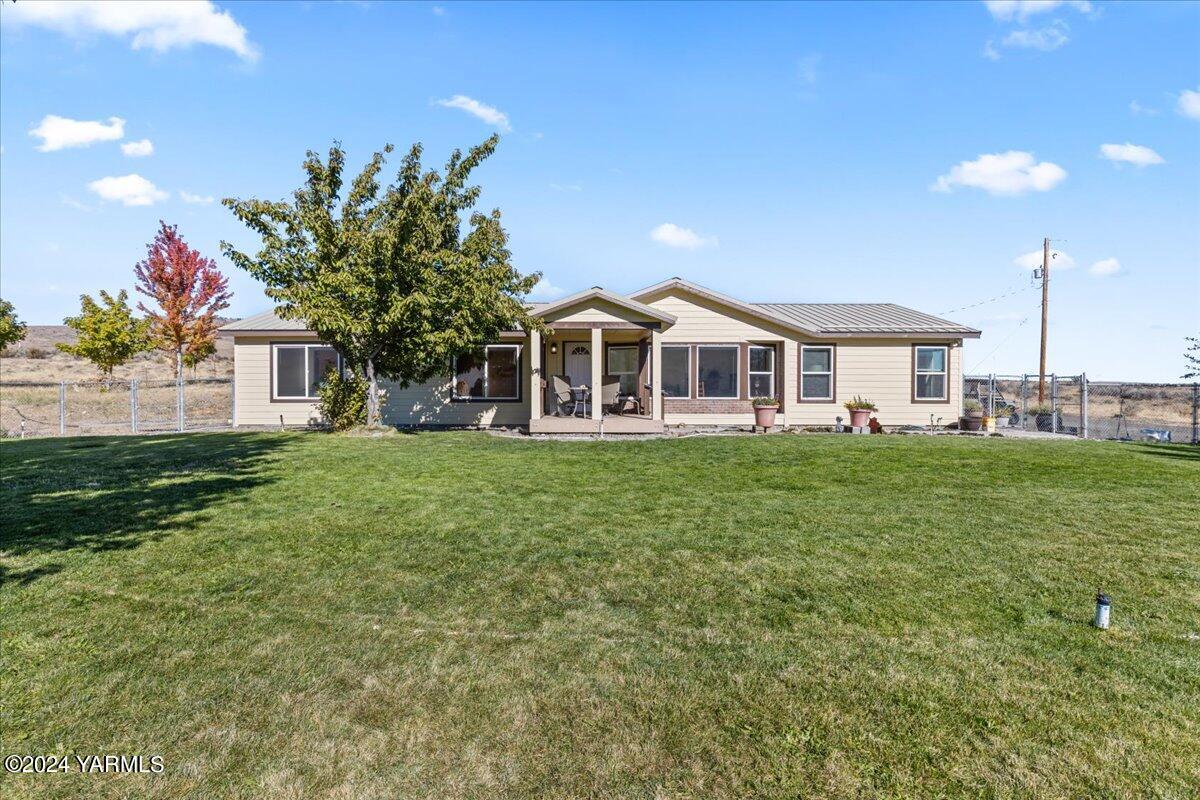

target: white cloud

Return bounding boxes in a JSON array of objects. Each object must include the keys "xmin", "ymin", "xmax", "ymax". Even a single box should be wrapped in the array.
[
  {"xmin": 982, "ymin": 40, "xmax": 1001, "ymax": 61},
  {"xmin": 431, "ymin": 5, "xmax": 446, "ymax": 15},
  {"xmin": 60, "ymin": 194, "xmax": 94, "ymax": 212},
  {"xmin": 435, "ymin": 95, "xmax": 511, "ymax": 132},
  {"xmin": 1099, "ymin": 142, "xmax": 1164, "ymax": 167},
  {"xmin": 527, "ymin": 276, "xmax": 569, "ymax": 301},
  {"xmin": 3, "ymin": 1, "xmax": 258, "ymax": 61},
  {"xmin": 120, "ymin": 138, "xmax": 154, "ymax": 157},
  {"xmin": 549, "ymin": 183, "xmax": 582, "ymax": 192},
  {"xmin": 87, "ymin": 174, "xmax": 168, "ymax": 206},
  {"xmin": 1178, "ymin": 88, "xmax": 1200, "ymax": 120},
  {"xmin": 29, "ymin": 115, "xmax": 124, "ymax": 152},
  {"xmin": 1089, "ymin": 257, "xmax": 1121, "ymax": 276},
  {"xmin": 178, "ymin": 190, "xmax": 215, "ymax": 204},
  {"xmin": 1129, "ymin": 100, "xmax": 1159, "ymax": 117},
  {"xmin": 1002, "ymin": 22, "xmax": 1069, "ymax": 51},
  {"xmin": 932, "ymin": 151, "xmax": 1067, "ymax": 196},
  {"xmin": 649, "ymin": 223, "xmax": 717, "ymax": 250},
  {"xmin": 1014, "ymin": 249, "xmax": 1075, "ymax": 270},
  {"xmin": 797, "ymin": 54, "xmax": 821, "ymax": 86},
  {"xmin": 983, "ymin": 0, "xmax": 1092, "ymax": 23}
]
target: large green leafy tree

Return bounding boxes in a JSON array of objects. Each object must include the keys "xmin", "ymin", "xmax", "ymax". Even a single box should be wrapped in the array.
[
  {"xmin": 222, "ymin": 136, "xmax": 540, "ymax": 426},
  {"xmin": 57, "ymin": 290, "xmax": 152, "ymax": 379},
  {"xmin": 0, "ymin": 298, "xmax": 27, "ymax": 351}
]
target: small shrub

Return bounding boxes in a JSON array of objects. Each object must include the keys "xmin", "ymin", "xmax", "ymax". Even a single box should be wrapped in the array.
[
  {"xmin": 843, "ymin": 395, "xmax": 876, "ymax": 411},
  {"xmin": 1028, "ymin": 403, "xmax": 1053, "ymax": 415},
  {"xmin": 751, "ymin": 396, "xmax": 779, "ymax": 408},
  {"xmin": 963, "ymin": 399, "xmax": 983, "ymax": 414},
  {"xmin": 25, "ymin": 347, "xmax": 50, "ymax": 360},
  {"xmin": 317, "ymin": 370, "xmax": 369, "ymax": 431}
]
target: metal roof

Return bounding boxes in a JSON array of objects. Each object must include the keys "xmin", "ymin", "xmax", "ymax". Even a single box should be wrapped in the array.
[
  {"xmin": 220, "ymin": 289, "xmax": 980, "ymax": 338},
  {"xmin": 754, "ymin": 303, "xmax": 979, "ymax": 336},
  {"xmin": 218, "ymin": 310, "xmax": 311, "ymax": 332}
]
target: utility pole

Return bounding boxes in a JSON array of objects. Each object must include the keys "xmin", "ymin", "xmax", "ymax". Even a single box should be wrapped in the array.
[{"xmin": 1038, "ymin": 236, "xmax": 1050, "ymax": 403}]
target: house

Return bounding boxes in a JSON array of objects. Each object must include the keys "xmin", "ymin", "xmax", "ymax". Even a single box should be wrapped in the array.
[{"xmin": 217, "ymin": 277, "xmax": 980, "ymax": 433}]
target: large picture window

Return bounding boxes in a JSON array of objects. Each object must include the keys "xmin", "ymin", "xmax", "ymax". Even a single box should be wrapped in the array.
[
  {"xmin": 748, "ymin": 345, "xmax": 775, "ymax": 398},
  {"xmin": 272, "ymin": 343, "xmax": 340, "ymax": 401},
  {"xmin": 800, "ymin": 345, "xmax": 834, "ymax": 401},
  {"xmin": 453, "ymin": 344, "xmax": 521, "ymax": 401},
  {"xmin": 607, "ymin": 346, "xmax": 640, "ymax": 395},
  {"xmin": 914, "ymin": 345, "xmax": 948, "ymax": 401},
  {"xmin": 661, "ymin": 346, "xmax": 690, "ymax": 398},
  {"xmin": 696, "ymin": 346, "xmax": 738, "ymax": 399}
]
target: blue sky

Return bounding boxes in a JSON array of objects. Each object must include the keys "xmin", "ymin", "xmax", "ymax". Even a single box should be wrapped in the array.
[{"xmin": 1, "ymin": 0, "xmax": 1197, "ymax": 380}]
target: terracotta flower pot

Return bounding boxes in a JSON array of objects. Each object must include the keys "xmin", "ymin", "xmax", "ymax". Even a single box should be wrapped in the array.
[
  {"xmin": 754, "ymin": 405, "xmax": 778, "ymax": 429},
  {"xmin": 848, "ymin": 408, "xmax": 872, "ymax": 428}
]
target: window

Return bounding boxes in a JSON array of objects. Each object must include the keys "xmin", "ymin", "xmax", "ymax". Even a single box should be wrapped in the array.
[
  {"xmin": 453, "ymin": 344, "xmax": 521, "ymax": 400},
  {"xmin": 662, "ymin": 346, "xmax": 690, "ymax": 398},
  {"xmin": 748, "ymin": 345, "xmax": 775, "ymax": 399},
  {"xmin": 696, "ymin": 346, "xmax": 738, "ymax": 399},
  {"xmin": 273, "ymin": 343, "xmax": 340, "ymax": 400},
  {"xmin": 607, "ymin": 346, "xmax": 640, "ymax": 395},
  {"xmin": 914, "ymin": 345, "xmax": 948, "ymax": 400},
  {"xmin": 800, "ymin": 345, "xmax": 834, "ymax": 401}
]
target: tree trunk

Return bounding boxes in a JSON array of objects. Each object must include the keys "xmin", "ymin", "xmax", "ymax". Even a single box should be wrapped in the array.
[{"xmin": 365, "ymin": 357, "xmax": 380, "ymax": 428}]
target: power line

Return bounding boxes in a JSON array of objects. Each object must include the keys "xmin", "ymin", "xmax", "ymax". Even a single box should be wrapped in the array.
[
  {"xmin": 938, "ymin": 284, "xmax": 1037, "ymax": 317},
  {"xmin": 967, "ymin": 300, "xmax": 1042, "ymax": 373}
]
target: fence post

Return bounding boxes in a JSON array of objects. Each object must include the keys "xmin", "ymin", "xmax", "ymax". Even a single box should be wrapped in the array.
[
  {"xmin": 988, "ymin": 373, "xmax": 995, "ymax": 418},
  {"xmin": 59, "ymin": 381, "xmax": 66, "ymax": 436},
  {"xmin": 1192, "ymin": 383, "xmax": 1198, "ymax": 445},
  {"xmin": 1051, "ymin": 373, "xmax": 1059, "ymax": 433},
  {"xmin": 1080, "ymin": 373, "xmax": 1088, "ymax": 440},
  {"xmin": 131, "ymin": 379, "xmax": 138, "ymax": 434},
  {"xmin": 177, "ymin": 375, "xmax": 184, "ymax": 433},
  {"xmin": 1022, "ymin": 376, "xmax": 1032, "ymax": 431}
]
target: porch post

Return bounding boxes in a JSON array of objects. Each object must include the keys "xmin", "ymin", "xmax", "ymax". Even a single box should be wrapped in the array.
[
  {"xmin": 651, "ymin": 328, "xmax": 663, "ymax": 420},
  {"xmin": 590, "ymin": 327, "xmax": 603, "ymax": 420},
  {"xmin": 529, "ymin": 329, "xmax": 542, "ymax": 420}
]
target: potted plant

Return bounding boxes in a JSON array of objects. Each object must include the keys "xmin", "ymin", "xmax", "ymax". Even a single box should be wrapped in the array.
[
  {"xmin": 752, "ymin": 396, "xmax": 779, "ymax": 430},
  {"xmin": 993, "ymin": 404, "xmax": 1013, "ymax": 428},
  {"xmin": 961, "ymin": 398, "xmax": 984, "ymax": 431},
  {"xmin": 1030, "ymin": 403, "xmax": 1054, "ymax": 432},
  {"xmin": 843, "ymin": 395, "xmax": 876, "ymax": 428}
]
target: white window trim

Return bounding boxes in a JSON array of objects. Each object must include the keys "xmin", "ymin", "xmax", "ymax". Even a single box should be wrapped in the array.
[
  {"xmin": 748, "ymin": 345, "xmax": 775, "ymax": 399},
  {"xmin": 272, "ymin": 342, "xmax": 339, "ymax": 401},
  {"xmin": 800, "ymin": 345, "xmax": 834, "ymax": 401},
  {"xmin": 696, "ymin": 345, "xmax": 739, "ymax": 400},
  {"xmin": 452, "ymin": 344, "xmax": 522, "ymax": 401},
  {"xmin": 914, "ymin": 345, "xmax": 949, "ymax": 401},
  {"xmin": 661, "ymin": 345, "xmax": 691, "ymax": 398},
  {"xmin": 607, "ymin": 345, "xmax": 640, "ymax": 394}
]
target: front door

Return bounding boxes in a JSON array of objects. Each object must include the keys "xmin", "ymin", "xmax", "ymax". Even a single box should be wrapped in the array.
[{"xmin": 564, "ymin": 343, "xmax": 592, "ymax": 389}]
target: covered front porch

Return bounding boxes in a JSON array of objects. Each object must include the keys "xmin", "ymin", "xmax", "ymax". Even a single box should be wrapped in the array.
[{"xmin": 526, "ymin": 288, "xmax": 673, "ymax": 434}]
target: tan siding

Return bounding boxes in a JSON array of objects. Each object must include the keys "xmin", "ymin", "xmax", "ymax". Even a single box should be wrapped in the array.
[
  {"xmin": 232, "ymin": 335, "xmax": 324, "ymax": 427},
  {"xmin": 789, "ymin": 339, "xmax": 963, "ymax": 427},
  {"xmin": 379, "ymin": 378, "xmax": 530, "ymax": 427},
  {"xmin": 646, "ymin": 291, "xmax": 792, "ymax": 342},
  {"xmin": 545, "ymin": 299, "xmax": 656, "ymax": 325},
  {"xmin": 379, "ymin": 336, "xmax": 531, "ymax": 427}
]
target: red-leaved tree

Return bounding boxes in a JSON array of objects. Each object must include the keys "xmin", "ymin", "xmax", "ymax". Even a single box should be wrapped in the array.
[{"xmin": 134, "ymin": 222, "xmax": 232, "ymax": 380}]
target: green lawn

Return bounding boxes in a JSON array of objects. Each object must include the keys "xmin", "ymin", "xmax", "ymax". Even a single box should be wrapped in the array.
[{"xmin": 2, "ymin": 432, "xmax": 1198, "ymax": 799}]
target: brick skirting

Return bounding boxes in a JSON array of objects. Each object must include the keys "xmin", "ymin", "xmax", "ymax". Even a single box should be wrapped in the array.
[{"xmin": 664, "ymin": 398, "xmax": 755, "ymax": 414}]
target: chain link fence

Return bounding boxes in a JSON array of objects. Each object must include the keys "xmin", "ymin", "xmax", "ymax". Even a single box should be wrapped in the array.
[
  {"xmin": 965, "ymin": 374, "xmax": 1199, "ymax": 443},
  {"xmin": 1, "ymin": 378, "xmax": 234, "ymax": 438}
]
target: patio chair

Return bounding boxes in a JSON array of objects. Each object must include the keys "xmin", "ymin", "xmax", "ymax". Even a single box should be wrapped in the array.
[
  {"xmin": 551, "ymin": 375, "xmax": 573, "ymax": 416},
  {"xmin": 600, "ymin": 375, "xmax": 622, "ymax": 414}
]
